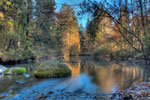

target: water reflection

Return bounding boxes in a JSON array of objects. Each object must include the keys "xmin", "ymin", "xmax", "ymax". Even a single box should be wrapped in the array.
[
  {"xmin": 66, "ymin": 59, "xmax": 149, "ymax": 92},
  {"xmin": 94, "ymin": 64, "xmax": 144, "ymax": 92},
  {"xmin": 0, "ymin": 58, "xmax": 149, "ymax": 94},
  {"xmin": 65, "ymin": 61, "xmax": 81, "ymax": 76},
  {"xmin": 0, "ymin": 63, "xmax": 38, "ymax": 93}
]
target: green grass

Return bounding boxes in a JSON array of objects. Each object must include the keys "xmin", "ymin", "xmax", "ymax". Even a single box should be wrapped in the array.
[
  {"xmin": 86, "ymin": 47, "xmax": 111, "ymax": 58},
  {"xmin": 86, "ymin": 48, "xmax": 110, "ymax": 56}
]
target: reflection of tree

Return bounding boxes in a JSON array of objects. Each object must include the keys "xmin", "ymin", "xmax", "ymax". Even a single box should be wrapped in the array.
[
  {"xmin": 81, "ymin": 61, "xmax": 97, "ymax": 76},
  {"xmin": 142, "ymin": 66, "xmax": 150, "ymax": 81},
  {"xmin": 82, "ymin": 61, "xmax": 145, "ymax": 92},
  {"xmin": 64, "ymin": 59, "xmax": 81, "ymax": 76},
  {"xmin": 97, "ymin": 64, "xmax": 144, "ymax": 92},
  {"xmin": 65, "ymin": 58, "xmax": 149, "ymax": 92}
]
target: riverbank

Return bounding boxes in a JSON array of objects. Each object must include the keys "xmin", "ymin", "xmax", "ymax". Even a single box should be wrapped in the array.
[
  {"xmin": 117, "ymin": 58, "xmax": 150, "ymax": 66},
  {"xmin": 0, "ymin": 56, "xmax": 63, "ymax": 65}
]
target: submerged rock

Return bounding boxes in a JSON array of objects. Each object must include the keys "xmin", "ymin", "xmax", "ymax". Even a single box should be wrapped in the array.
[
  {"xmin": 34, "ymin": 60, "xmax": 71, "ymax": 78},
  {"xmin": 0, "ymin": 65, "xmax": 7, "ymax": 74},
  {"xmin": 24, "ymin": 74, "xmax": 30, "ymax": 78},
  {"xmin": 16, "ymin": 80, "xmax": 26, "ymax": 84}
]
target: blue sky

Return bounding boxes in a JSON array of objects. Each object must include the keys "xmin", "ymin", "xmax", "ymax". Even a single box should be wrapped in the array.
[
  {"xmin": 55, "ymin": 0, "xmax": 88, "ymax": 28},
  {"xmin": 54, "ymin": 0, "xmax": 129, "ymax": 28},
  {"xmin": 54, "ymin": 0, "xmax": 117, "ymax": 28}
]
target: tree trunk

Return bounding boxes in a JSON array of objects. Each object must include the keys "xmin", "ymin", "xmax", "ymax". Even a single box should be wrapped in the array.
[{"xmin": 138, "ymin": 0, "xmax": 145, "ymax": 28}]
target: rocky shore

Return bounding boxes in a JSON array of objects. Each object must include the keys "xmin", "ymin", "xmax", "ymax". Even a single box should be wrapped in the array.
[{"xmin": 0, "ymin": 81, "xmax": 149, "ymax": 100}]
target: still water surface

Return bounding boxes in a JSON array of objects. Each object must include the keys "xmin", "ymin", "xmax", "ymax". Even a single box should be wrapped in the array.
[{"xmin": 0, "ymin": 57, "xmax": 150, "ymax": 98}]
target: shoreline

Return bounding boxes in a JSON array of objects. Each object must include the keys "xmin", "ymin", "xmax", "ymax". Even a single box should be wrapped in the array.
[
  {"xmin": 1, "ymin": 82, "xmax": 149, "ymax": 100},
  {"xmin": 1, "ymin": 55, "xmax": 150, "ymax": 66}
]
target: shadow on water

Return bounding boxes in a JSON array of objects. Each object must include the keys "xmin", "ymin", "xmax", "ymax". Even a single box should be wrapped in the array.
[{"xmin": 0, "ymin": 57, "xmax": 150, "ymax": 99}]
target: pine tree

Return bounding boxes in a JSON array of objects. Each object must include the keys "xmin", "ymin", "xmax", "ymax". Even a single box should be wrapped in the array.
[
  {"xmin": 58, "ymin": 4, "xmax": 80, "ymax": 59},
  {"xmin": 35, "ymin": 0, "xmax": 55, "ymax": 37}
]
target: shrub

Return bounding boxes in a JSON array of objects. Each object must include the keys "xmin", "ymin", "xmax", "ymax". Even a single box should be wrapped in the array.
[{"xmin": 87, "ymin": 47, "xmax": 111, "ymax": 57}]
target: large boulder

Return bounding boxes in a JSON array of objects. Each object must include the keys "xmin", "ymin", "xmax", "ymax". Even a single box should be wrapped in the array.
[
  {"xmin": 34, "ymin": 60, "xmax": 71, "ymax": 78},
  {"xmin": 0, "ymin": 65, "xmax": 7, "ymax": 74}
]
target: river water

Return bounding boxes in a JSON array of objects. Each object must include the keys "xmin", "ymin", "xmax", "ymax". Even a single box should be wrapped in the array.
[{"xmin": 0, "ymin": 57, "xmax": 150, "ymax": 99}]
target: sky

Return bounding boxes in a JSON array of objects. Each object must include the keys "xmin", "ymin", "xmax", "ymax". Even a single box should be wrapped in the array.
[
  {"xmin": 54, "ymin": 0, "xmax": 132, "ymax": 28},
  {"xmin": 55, "ymin": 0, "xmax": 88, "ymax": 28},
  {"xmin": 54, "ymin": 0, "xmax": 116, "ymax": 28}
]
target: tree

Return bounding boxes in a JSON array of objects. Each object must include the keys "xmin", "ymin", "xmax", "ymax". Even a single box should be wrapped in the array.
[
  {"xmin": 35, "ymin": 0, "xmax": 55, "ymax": 37},
  {"xmin": 58, "ymin": 4, "xmax": 80, "ymax": 59},
  {"xmin": 79, "ymin": 0, "xmax": 150, "ymax": 60}
]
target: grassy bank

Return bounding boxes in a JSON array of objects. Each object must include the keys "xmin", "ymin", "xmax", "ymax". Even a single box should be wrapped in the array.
[{"xmin": 85, "ymin": 47, "xmax": 145, "ymax": 61}]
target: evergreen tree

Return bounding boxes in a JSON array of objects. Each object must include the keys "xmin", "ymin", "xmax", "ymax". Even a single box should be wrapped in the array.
[
  {"xmin": 58, "ymin": 4, "xmax": 80, "ymax": 59},
  {"xmin": 35, "ymin": 0, "xmax": 55, "ymax": 37}
]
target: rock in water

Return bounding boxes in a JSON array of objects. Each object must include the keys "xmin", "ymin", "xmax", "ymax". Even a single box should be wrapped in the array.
[
  {"xmin": 0, "ymin": 69, "xmax": 2, "ymax": 74},
  {"xmin": 16, "ymin": 80, "xmax": 25, "ymax": 84},
  {"xmin": 4, "ymin": 67, "xmax": 26, "ymax": 75},
  {"xmin": 24, "ymin": 74, "xmax": 30, "ymax": 78},
  {"xmin": 0, "ymin": 65, "xmax": 7, "ymax": 74},
  {"xmin": 34, "ymin": 60, "xmax": 71, "ymax": 78}
]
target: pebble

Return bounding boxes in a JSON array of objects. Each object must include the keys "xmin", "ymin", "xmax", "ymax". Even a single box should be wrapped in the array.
[{"xmin": 24, "ymin": 74, "xmax": 30, "ymax": 78}]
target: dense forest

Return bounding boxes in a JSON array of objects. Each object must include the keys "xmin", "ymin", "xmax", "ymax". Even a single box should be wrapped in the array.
[
  {"xmin": 0, "ymin": 0, "xmax": 81, "ymax": 62},
  {"xmin": 79, "ymin": 0, "xmax": 150, "ymax": 61},
  {"xmin": 0, "ymin": 0, "xmax": 150, "ymax": 62}
]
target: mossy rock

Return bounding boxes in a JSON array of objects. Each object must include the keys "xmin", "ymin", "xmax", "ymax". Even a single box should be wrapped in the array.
[
  {"xmin": 34, "ymin": 60, "xmax": 71, "ymax": 78},
  {"xmin": 4, "ymin": 67, "xmax": 26, "ymax": 75},
  {"xmin": 4, "ymin": 68, "xmax": 10, "ymax": 74},
  {"xmin": 11, "ymin": 67, "xmax": 26, "ymax": 75}
]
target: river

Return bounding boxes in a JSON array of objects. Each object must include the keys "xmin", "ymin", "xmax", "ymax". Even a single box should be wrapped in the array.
[{"xmin": 0, "ymin": 57, "xmax": 150, "ymax": 99}]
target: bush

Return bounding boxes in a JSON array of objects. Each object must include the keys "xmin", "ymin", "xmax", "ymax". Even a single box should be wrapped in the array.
[
  {"xmin": 112, "ymin": 49, "xmax": 134, "ymax": 60},
  {"xmin": 92, "ymin": 48, "xmax": 109, "ymax": 56},
  {"xmin": 86, "ymin": 47, "xmax": 111, "ymax": 58}
]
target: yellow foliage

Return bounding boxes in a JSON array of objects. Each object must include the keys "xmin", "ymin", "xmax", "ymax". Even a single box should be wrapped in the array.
[
  {"xmin": 6, "ymin": 1, "xmax": 11, "ymax": 5},
  {"xmin": 8, "ymin": 20, "xmax": 14, "ymax": 32},
  {"xmin": 0, "ymin": 12, "xmax": 4, "ymax": 18}
]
